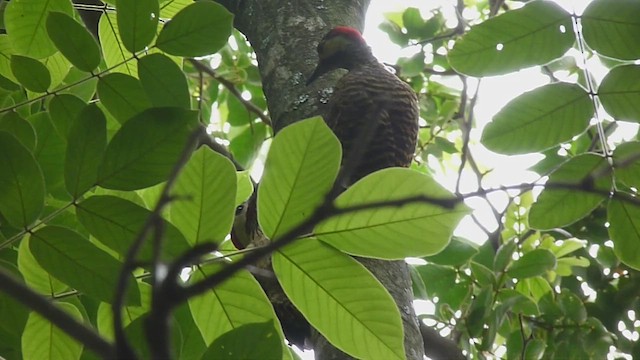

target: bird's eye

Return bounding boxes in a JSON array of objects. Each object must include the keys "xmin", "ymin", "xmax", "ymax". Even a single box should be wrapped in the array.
[{"xmin": 235, "ymin": 204, "xmax": 244, "ymax": 214}]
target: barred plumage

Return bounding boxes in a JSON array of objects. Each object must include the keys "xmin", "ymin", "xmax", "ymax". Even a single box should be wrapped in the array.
[{"xmin": 307, "ymin": 26, "xmax": 419, "ymax": 184}]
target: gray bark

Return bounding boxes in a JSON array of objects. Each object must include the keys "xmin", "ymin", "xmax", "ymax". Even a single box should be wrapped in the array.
[{"xmin": 217, "ymin": 1, "xmax": 425, "ymax": 359}]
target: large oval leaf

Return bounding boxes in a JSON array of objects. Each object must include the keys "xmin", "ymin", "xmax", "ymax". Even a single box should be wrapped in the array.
[
  {"xmin": 188, "ymin": 264, "xmax": 284, "ymax": 348},
  {"xmin": 48, "ymin": 94, "xmax": 86, "ymax": 139},
  {"xmin": 258, "ymin": 117, "xmax": 341, "ymax": 239},
  {"xmin": 99, "ymin": 12, "xmax": 137, "ymax": 75},
  {"xmin": 18, "ymin": 237, "xmax": 67, "ymax": 294},
  {"xmin": 598, "ymin": 65, "xmax": 640, "ymax": 122},
  {"xmin": 97, "ymin": 73, "xmax": 151, "ymax": 123},
  {"xmin": 448, "ymin": 1, "xmax": 574, "ymax": 76},
  {"xmin": 64, "ymin": 104, "xmax": 107, "ymax": 198},
  {"xmin": 481, "ymin": 83, "xmax": 592, "ymax": 154},
  {"xmin": 612, "ymin": 141, "xmax": 640, "ymax": 190},
  {"xmin": 97, "ymin": 107, "xmax": 198, "ymax": 190},
  {"xmin": 46, "ymin": 12, "xmax": 101, "ymax": 72},
  {"xmin": 204, "ymin": 321, "xmax": 282, "ymax": 360},
  {"xmin": 5, "ymin": 0, "xmax": 73, "ymax": 58},
  {"xmin": 273, "ymin": 238, "xmax": 405, "ymax": 360},
  {"xmin": 0, "ymin": 132, "xmax": 45, "ymax": 228},
  {"xmin": 138, "ymin": 53, "xmax": 190, "ymax": 109},
  {"xmin": 171, "ymin": 147, "xmax": 236, "ymax": 245},
  {"xmin": 10, "ymin": 55, "xmax": 50, "ymax": 93},
  {"xmin": 0, "ymin": 112, "xmax": 36, "ymax": 150},
  {"xmin": 156, "ymin": 1, "xmax": 233, "ymax": 57},
  {"xmin": 315, "ymin": 168, "xmax": 469, "ymax": 259},
  {"xmin": 582, "ymin": 0, "xmax": 640, "ymax": 60},
  {"xmin": 30, "ymin": 112, "xmax": 68, "ymax": 200},
  {"xmin": 116, "ymin": 0, "xmax": 159, "ymax": 53},
  {"xmin": 22, "ymin": 302, "xmax": 83, "ymax": 360},
  {"xmin": 607, "ymin": 198, "xmax": 640, "ymax": 270},
  {"xmin": 507, "ymin": 249, "xmax": 556, "ymax": 279},
  {"xmin": 529, "ymin": 154, "xmax": 611, "ymax": 230},
  {"xmin": 30, "ymin": 225, "xmax": 139, "ymax": 305},
  {"xmin": 76, "ymin": 195, "xmax": 191, "ymax": 261}
]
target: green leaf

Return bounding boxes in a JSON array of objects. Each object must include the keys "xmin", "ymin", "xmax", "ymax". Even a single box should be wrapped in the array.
[
  {"xmin": 31, "ymin": 112, "xmax": 68, "ymax": 200},
  {"xmin": 116, "ymin": 0, "xmax": 159, "ymax": 53},
  {"xmin": 48, "ymin": 94, "xmax": 86, "ymax": 139},
  {"xmin": 22, "ymin": 302, "xmax": 83, "ymax": 360},
  {"xmin": 315, "ymin": 168, "xmax": 469, "ymax": 259},
  {"xmin": 416, "ymin": 264, "xmax": 456, "ymax": 298},
  {"xmin": 494, "ymin": 239, "xmax": 517, "ymax": 272},
  {"xmin": 18, "ymin": 237, "xmax": 67, "ymax": 294},
  {"xmin": 612, "ymin": 141, "xmax": 640, "ymax": 190},
  {"xmin": 64, "ymin": 104, "xmax": 107, "ymax": 198},
  {"xmin": 159, "ymin": 0, "xmax": 193, "ymax": 19},
  {"xmin": 5, "ymin": 0, "xmax": 73, "ymax": 58},
  {"xmin": 470, "ymin": 261, "xmax": 495, "ymax": 287},
  {"xmin": 516, "ymin": 276, "xmax": 553, "ymax": 301},
  {"xmin": 229, "ymin": 122, "xmax": 267, "ymax": 168},
  {"xmin": 0, "ymin": 112, "xmax": 36, "ymax": 150},
  {"xmin": 138, "ymin": 53, "xmax": 190, "ymax": 108},
  {"xmin": 46, "ymin": 12, "xmax": 101, "ymax": 72},
  {"xmin": 97, "ymin": 73, "xmax": 151, "ymax": 123},
  {"xmin": 258, "ymin": 117, "xmax": 341, "ymax": 239},
  {"xmin": 188, "ymin": 264, "xmax": 284, "ymax": 347},
  {"xmin": 524, "ymin": 339, "xmax": 546, "ymax": 360},
  {"xmin": 507, "ymin": 249, "xmax": 556, "ymax": 279},
  {"xmin": 235, "ymin": 171, "xmax": 253, "ymax": 207},
  {"xmin": 0, "ymin": 131, "xmax": 45, "ymax": 228},
  {"xmin": 481, "ymin": 83, "xmax": 592, "ymax": 154},
  {"xmin": 598, "ymin": 65, "xmax": 640, "ymax": 122},
  {"xmin": 582, "ymin": 0, "xmax": 640, "ymax": 60},
  {"xmin": 0, "ymin": 35, "xmax": 18, "ymax": 84},
  {"xmin": 204, "ymin": 321, "xmax": 282, "ymax": 360},
  {"xmin": 171, "ymin": 147, "xmax": 236, "ymax": 245},
  {"xmin": 99, "ymin": 12, "xmax": 138, "ymax": 75},
  {"xmin": 30, "ymin": 225, "xmax": 139, "ymax": 305},
  {"xmin": 607, "ymin": 197, "xmax": 640, "ymax": 270},
  {"xmin": 423, "ymin": 236, "xmax": 478, "ymax": 266},
  {"xmin": 156, "ymin": 1, "xmax": 233, "ymax": 57},
  {"xmin": 96, "ymin": 282, "xmax": 150, "ymax": 341},
  {"xmin": 529, "ymin": 154, "xmax": 611, "ymax": 229},
  {"xmin": 10, "ymin": 55, "xmax": 50, "ymax": 93},
  {"xmin": 273, "ymin": 238, "xmax": 405, "ymax": 360},
  {"xmin": 76, "ymin": 195, "xmax": 191, "ymax": 261},
  {"xmin": 97, "ymin": 107, "xmax": 197, "ymax": 190},
  {"xmin": 558, "ymin": 290, "xmax": 586, "ymax": 323},
  {"xmin": 448, "ymin": 1, "xmax": 574, "ymax": 76}
]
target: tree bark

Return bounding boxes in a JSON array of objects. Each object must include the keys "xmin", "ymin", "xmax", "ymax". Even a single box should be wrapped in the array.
[{"xmin": 217, "ymin": 1, "xmax": 425, "ymax": 359}]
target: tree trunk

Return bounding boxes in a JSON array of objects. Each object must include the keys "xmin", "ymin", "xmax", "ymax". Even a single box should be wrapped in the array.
[{"xmin": 216, "ymin": 1, "xmax": 425, "ymax": 359}]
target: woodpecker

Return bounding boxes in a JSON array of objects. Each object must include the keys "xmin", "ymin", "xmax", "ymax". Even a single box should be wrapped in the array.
[{"xmin": 307, "ymin": 26, "xmax": 419, "ymax": 184}]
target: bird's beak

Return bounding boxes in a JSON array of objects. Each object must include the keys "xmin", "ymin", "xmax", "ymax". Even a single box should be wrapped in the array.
[{"xmin": 306, "ymin": 62, "xmax": 327, "ymax": 86}]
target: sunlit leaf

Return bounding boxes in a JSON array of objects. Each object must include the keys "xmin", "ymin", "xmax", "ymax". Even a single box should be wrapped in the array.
[
  {"xmin": 507, "ymin": 249, "xmax": 556, "ymax": 279},
  {"xmin": 5, "ymin": 0, "xmax": 73, "ymax": 58},
  {"xmin": 171, "ymin": 147, "xmax": 236, "ymax": 245},
  {"xmin": 273, "ymin": 238, "xmax": 405, "ymax": 360},
  {"xmin": 582, "ymin": 0, "xmax": 640, "ymax": 60},
  {"xmin": 188, "ymin": 264, "xmax": 284, "ymax": 346},
  {"xmin": 22, "ymin": 302, "xmax": 83, "ymax": 360},
  {"xmin": 482, "ymin": 83, "xmax": 592, "ymax": 154},
  {"xmin": 316, "ymin": 168, "xmax": 469, "ymax": 259},
  {"xmin": 156, "ymin": 2, "xmax": 233, "ymax": 57},
  {"xmin": 258, "ymin": 117, "xmax": 341, "ymax": 239},
  {"xmin": 448, "ymin": 1, "xmax": 574, "ymax": 76},
  {"xmin": 612, "ymin": 141, "xmax": 640, "ymax": 190}
]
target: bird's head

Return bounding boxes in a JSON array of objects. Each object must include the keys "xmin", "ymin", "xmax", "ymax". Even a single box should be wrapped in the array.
[{"xmin": 306, "ymin": 26, "xmax": 370, "ymax": 85}]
